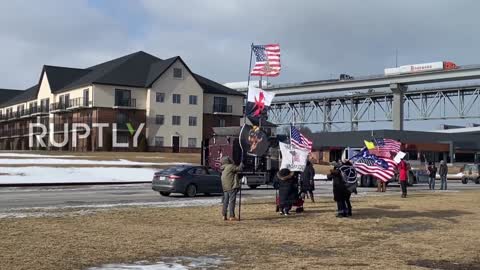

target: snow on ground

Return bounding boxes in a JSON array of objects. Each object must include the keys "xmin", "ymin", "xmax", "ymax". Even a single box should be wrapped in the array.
[
  {"xmin": 0, "ymin": 158, "xmax": 189, "ymax": 166},
  {"xmin": 87, "ymin": 255, "xmax": 230, "ymax": 270},
  {"xmin": 314, "ymin": 174, "xmax": 327, "ymax": 180},
  {"xmin": 0, "ymin": 153, "xmax": 89, "ymax": 158},
  {"xmin": 0, "ymin": 166, "xmax": 157, "ymax": 185}
]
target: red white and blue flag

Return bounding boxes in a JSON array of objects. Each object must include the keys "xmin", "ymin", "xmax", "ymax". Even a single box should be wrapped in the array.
[
  {"xmin": 290, "ymin": 126, "xmax": 313, "ymax": 151},
  {"xmin": 250, "ymin": 44, "xmax": 281, "ymax": 77},
  {"xmin": 350, "ymin": 149, "xmax": 396, "ymax": 182},
  {"xmin": 369, "ymin": 138, "xmax": 401, "ymax": 158}
]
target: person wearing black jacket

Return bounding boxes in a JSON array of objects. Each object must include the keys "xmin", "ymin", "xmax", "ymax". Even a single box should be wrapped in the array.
[
  {"xmin": 275, "ymin": 168, "xmax": 297, "ymax": 216},
  {"xmin": 427, "ymin": 162, "xmax": 437, "ymax": 190},
  {"xmin": 300, "ymin": 161, "xmax": 316, "ymax": 202},
  {"xmin": 328, "ymin": 164, "xmax": 350, "ymax": 218}
]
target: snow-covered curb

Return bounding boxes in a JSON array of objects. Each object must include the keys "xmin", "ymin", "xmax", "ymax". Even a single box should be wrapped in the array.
[
  {"xmin": 0, "ymin": 158, "xmax": 188, "ymax": 166},
  {"xmin": 0, "ymin": 166, "xmax": 157, "ymax": 185}
]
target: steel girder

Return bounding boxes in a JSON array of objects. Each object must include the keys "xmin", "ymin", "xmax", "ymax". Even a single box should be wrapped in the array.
[{"xmin": 268, "ymin": 87, "xmax": 480, "ymax": 130}]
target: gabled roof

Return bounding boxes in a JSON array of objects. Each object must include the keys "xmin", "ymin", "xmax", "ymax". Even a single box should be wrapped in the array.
[
  {"xmin": 194, "ymin": 74, "xmax": 245, "ymax": 96},
  {"xmin": 0, "ymin": 51, "xmax": 242, "ymax": 106},
  {"xmin": 0, "ymin": 89, "xmax": 23, "ymax": 104},
  {"xmin": 43, "ymin": 66, "xmax": 90, "ymax": 92},
  {"xmin": 1, "ymin": 85, "xmax": 38, "ymax": 107}
]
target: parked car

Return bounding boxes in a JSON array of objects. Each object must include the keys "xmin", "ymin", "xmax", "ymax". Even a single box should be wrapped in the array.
[
  {"xmin": 461, "ymin": 164, "xmax": 480, "ymax": 184},
  {"xmin": 152, "ymin": 165, "xmax": 223, "ymax": 197}
]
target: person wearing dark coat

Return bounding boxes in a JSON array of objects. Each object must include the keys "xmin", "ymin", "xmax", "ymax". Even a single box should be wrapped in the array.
[
  {"xmin": 276, "ymin": 168, "xmax": 297, "ymax": 216},
  {"xmin": 328, "ymin": 164, "xmax": 350, "ymax": 218},
  {"xmin": 300, "ymin": 161, "xmax": 315, "ymax": 202},
  {"xmin": 427, "ymin": 162, "xmax": 437, "ymax": 190}
]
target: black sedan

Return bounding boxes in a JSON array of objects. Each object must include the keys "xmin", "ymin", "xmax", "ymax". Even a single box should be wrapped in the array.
[{"xmin": 152, "ymin": 165, "xmax": 223, "ymax": 197}]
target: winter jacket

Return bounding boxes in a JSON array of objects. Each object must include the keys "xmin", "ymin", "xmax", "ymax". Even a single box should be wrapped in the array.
[
  {"xmin": 328, "ymin": 168, "xmax": 349, "ymax": 202},
  {"xmin": 276, "ymin": 172, "xmax": 298, "ymax": 208},
  {"xmin": 439, "ymin": 163, "xmax": 448, "ymax": 176},
  {"xmin": 398, "ymin": 160, "xmax": 408, "ymax": 182},
  {"xmin": 428, "ymin": 165, "xmax": 437, "ymax": 178},
  {"xmin": 300, "ymin": 162, "xmax": 315, "ymax": 192},
  {"xmin": 220, "ymin": 157, "xmax": 243, "ymax": 192}
]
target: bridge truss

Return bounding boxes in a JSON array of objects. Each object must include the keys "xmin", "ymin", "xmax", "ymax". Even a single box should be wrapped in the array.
[{"xmin": 268, "ymin": 86, "xmax": 480, "ymax": 131}]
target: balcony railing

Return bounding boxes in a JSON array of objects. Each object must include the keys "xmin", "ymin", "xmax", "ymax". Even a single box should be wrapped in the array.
[
  {"xmin": 69, "ymin": 97, "xmax": 91, "ymax": 108},
  {"xmin": 213, "ymin": 104, "xmax": 233, "ymax": 113},
  {"xmin": 114, "ymin": 98, "xmax": 136, "ymax": 108}
]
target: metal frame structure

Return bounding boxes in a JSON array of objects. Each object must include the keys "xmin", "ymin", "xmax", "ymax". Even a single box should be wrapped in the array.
[{"xmin": 268, "ymin": 86, "xmax": 480, "ymax": 131}]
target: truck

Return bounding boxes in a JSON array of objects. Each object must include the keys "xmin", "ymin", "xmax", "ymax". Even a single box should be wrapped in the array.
[
  {"xmin": 204, "ymin": 126, "xmax": 282, "ymax": 189},
  {"xmin": 340, "ymin": 147, "xmax": 423, "ymax": 187}
]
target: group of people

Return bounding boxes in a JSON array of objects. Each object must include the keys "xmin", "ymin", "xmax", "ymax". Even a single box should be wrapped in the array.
[
  {"xmin": 427, "ymin": 160, "xmax": 449, "ymax": 190},
  {"xmin": 218, "ymin": 154, "xmax": 449, "ymax": 221},
  {"xmin": 219, "ymin": 156, "xmax": 316, "ymax": 220},
  {"xmin": 274, "ymin": 160, "xmax": 315, "ymax": 216}
]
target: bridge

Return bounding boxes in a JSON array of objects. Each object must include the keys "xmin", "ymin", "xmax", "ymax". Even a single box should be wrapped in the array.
[{"xmin": 265, "ymin": 65, "xmax": 480, "ymax": 130}]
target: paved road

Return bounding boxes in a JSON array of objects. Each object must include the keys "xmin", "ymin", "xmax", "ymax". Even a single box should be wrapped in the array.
[{"xmin": 1, "ymin": 181, "xmax": 479, "ymax": 211}]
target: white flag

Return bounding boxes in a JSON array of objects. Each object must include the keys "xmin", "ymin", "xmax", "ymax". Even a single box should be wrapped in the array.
[
  {"xmin": 247, "ymin": 86, "xmax": 275, "ymax": 106},
  {"xmin": 393, "ymin": 151, "xmax": 406, "ymax": 164},
  {"xmin": 279, "ymin": 142, "xmax": 309, "ymax": 172}
]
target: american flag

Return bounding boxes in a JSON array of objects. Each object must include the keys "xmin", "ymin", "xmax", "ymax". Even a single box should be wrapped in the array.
[
  {"xmin": 374, "ymin": 138, "xmax": 401, "ymax": 152},
  {"xmin": 353, "ymin": 155, "xmax": 397, "ymax": 182},
  {"xmin": 290, "ymin": 126, "xmax": 312, "ymax": 151},
  {"xmin": 369, "ymin": 138, "xmax": 401, "ymax": 158},
  {"xmin": 250, "ymin": 44, "xmax": 281, "ymax": 77}
]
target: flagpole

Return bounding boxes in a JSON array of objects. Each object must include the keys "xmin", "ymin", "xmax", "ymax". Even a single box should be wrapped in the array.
[{"xmin": 239, "ymin": 43, "xmax": 253, "ymax": 222}]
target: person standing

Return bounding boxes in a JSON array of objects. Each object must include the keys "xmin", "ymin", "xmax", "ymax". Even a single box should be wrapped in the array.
[
  {"xmin": 300, "ymin": 160, "xmax": 315, "ymax": 203},
  {"xmin": 276, "ymin": 168, "xmax": 297, "ymax": 216},
  {"xmin": 398, "ymin": 158, "xmax": 409, "ymax": 198},
  {"xmin": 427, "ymin": 162, "xmax": 437, "ymax": 190},
  {"xmin": 328, "ymin": 164, "xmax": 349, "ymax": 217},
  {"xmin": 220, "ymin": 156, "xmax": 243, "ymax": 221},
  {"xmin": 439, "ymin": 160, "xmax": 448, "ymax": 190}
]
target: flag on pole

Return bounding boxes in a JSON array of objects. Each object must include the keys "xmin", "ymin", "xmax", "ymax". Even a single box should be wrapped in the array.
[
  {"xmin": 368, "ymin": 138, "xmax": 401, "ymax": 158},
  {"xmin": 245, "ymin": 86, "xmax": 275, "ymax": 125},
  {"xmin": 350, "ymin": 149, "xmax": 396, "ymax": 182},
  {"xmin": 250, "ymin": 44, "xmax": 281, "ymax": 77},
  {"xmin": 290, "ymin": 126, "xmax": 313, "ymax": 151},
  {"xmin": 279, "ymin": 142, "xmax": 309, "ymax": 172},
  {"xmin": 364, "ymin": 140, "xmax": 375, "ymax": 150}
]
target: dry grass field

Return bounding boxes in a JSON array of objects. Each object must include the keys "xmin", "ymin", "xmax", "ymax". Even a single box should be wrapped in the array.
[{"xmin": 1, "ymin": 191, "xmax": 479, "ymax": 270}]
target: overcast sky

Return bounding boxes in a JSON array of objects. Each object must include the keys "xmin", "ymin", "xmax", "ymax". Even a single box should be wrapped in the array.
[{"xmin": 2, "ymin": 0, "xmax": 480, "ymax": 90}]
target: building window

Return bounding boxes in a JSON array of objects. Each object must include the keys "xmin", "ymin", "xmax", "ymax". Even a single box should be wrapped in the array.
[
  {"xmin": 156, "ymin": 92, "xmax": 165, "ymax": 103},
  {"xmin": 155, "ymin": 136, "xmax": 164, "ymax": 147},
  {"xmin": 83, "ymin": 89, "xmax": 89, "ymax": 106},
  {"xmin": 156, "ymin": 115, "xmax": 164, "ymax": 125},
  {"xmin": 219, "ymin": 119, "xmax": 226, "ymax": 127},
  {"xmin": 189, "ymin": 116, "xmax": 197, "ymax": 126},
  {"xmin": 188, "ymin": 138, "xmax": 197, "ymax": 148},
  {"xmin": 17, "ymin": 104, "xmax": 25, "ymax": 114},
  {"xmin": 40, "ymin": 98, "xmax": 49, "ymax": 112},
  {"xmin": 189, "ymin": 95, "xmax": 197, "ymax": 105},
  {"xmin": 213, "ymin": 96, "xmax": 231, "ymax": 113},
  {"xmin": 173, "ymin": 68, "xmax": 183, "ymax": 78},
  {"xmin": 115, "ymin": 89, "xmax": 132, "ymax": 107},
  {"xmin": 172, "ymin": 94, "xmax": 181, "ymax": 104},
  {"xmin": 172, "ymin": 115, "xmax": 181, "ymax": 125},
  {"xmin": 59, "ymin": 94, "xmax": 70, "ymax": 108}
]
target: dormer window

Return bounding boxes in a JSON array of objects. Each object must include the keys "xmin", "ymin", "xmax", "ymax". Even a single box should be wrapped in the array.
[{"xmin": 173, "ymin": 68, "xmax": 183, "ymax": 79}]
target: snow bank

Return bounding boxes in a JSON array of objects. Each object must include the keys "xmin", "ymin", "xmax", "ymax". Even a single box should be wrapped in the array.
[
  {"xmin": 0, "ymin": 166, "xmax": 157, "ymax": 184},
  {"xmin": 0, "ymin": 158, "xmax": 189, "ymax": 166},
  {"xmin": 87, "ymin": 256, "xmax": 229, "ymax": 270},
  {"xmin": 0, "ymin": 153, "xmax": 83, "ymax": 158},
  {"xmin": 314, "ymin": 174, "xmax": 327, "ymax": 180}
]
